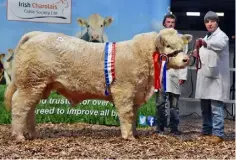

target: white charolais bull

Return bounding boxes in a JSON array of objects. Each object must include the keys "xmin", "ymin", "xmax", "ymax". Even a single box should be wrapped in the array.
[
  {"xmin": 5, "ymin": 28, "xmax": 192, "ymax": 141},
  {"xmin": 1, "ymin": 49, "xmax": 14, "ymax": 85},
  {"xmin": 0, "ymin": 53, "xmax": 5, "ymax": 83},
  {"xmin": 76, "ymin": 14, "xmax": 113, "ymax": 42}
]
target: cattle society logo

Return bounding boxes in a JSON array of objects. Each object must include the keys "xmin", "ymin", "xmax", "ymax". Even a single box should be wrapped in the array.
[{"xmin": 7, "ymin": 0, "xmax": 71, "ymax": 23}]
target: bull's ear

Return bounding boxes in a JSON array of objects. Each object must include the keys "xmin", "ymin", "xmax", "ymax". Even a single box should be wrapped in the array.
[
  {"xmin": 104, "ymin": 16, "xmax": 113, "ymax": 27},
  {"xmin": 8, "ymin": 48, "xmax": 14, "ymax": 54},
  {"xmin": 0, "ymin": 54, "xmax": 5, "ymax": 59},
  {"xmin": 77, "ymin": 18, "xmax": 87, "ymax": 27},
  {"xmin": 181, "ymin": 34, "xmax": 193, "ymax": 44}
]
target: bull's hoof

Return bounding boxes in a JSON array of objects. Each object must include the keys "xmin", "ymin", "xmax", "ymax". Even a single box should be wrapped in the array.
[
  {"xmin": 15, "ymin": 135, "xmax": 26, "ymax": 142},
  {"xmin": 134, "ymin": 134, "xmax": 140, "ymax": 139},
  {"xmin": 12, "ymin": 131, "xmax": 26, "ymax": 142},
  {"xmin": 28, "ymin": 132, "xmax": 39, "ymax": 140},
  {"xmin": 122, "ymin": 135, "xmax": 136, "ymax": 141},
  {"xmin": 133, "ymin": 131, "xmax": 138, "ymax": 137}
]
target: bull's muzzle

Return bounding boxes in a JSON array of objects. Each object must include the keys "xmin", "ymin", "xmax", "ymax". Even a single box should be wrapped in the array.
[{"xmin": 183, "ymin": 55, "xmax": 190, "ymax": 64}]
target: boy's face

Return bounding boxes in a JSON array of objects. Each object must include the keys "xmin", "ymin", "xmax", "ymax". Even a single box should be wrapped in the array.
[{"xmin": 164, "ymin": 17, "xmax": 176, "ymax": 29}]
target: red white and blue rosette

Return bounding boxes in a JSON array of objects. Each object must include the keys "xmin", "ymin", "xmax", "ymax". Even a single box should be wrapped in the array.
[{"xmin": 104, "ymin": 42, "xmax": 116, "ymax": 96}]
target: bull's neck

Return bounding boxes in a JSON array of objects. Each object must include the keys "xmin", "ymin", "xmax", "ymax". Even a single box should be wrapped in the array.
[
  {"xmin": 131, "ymin": 32, "xmax": 158, "ymax": 104},
  {"xmin": 132, "ymin": 32, "xmax": 157, "ymax": 67}
]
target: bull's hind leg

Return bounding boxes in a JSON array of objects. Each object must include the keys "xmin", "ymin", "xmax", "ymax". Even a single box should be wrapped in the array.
[
  {"xmin": 132, "ymin": 106, "xmax": 139, "ymax": 137},
  {"xmin": 11, "ymin": 88, "xmax": 42, "ymax": 141},
  {"xmin": 26, "ymin": 103, "xmax": 40, "ymax": 140}
]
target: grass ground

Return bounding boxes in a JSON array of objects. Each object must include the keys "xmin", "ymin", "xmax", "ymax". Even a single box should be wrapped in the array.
[{"xmin": 0, "ymin": 85, "xmax": 156, "ymax": 127}]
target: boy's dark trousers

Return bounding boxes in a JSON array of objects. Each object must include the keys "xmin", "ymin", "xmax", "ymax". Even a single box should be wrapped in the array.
[{"xmin": 156, "ymin": 90, "xmax": 180, "ymax": 132}]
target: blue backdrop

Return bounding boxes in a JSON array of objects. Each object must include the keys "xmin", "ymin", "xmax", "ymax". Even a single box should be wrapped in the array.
[{"xmin": 0, "ymin": 0, "xmax": 170, "ymax": 53}]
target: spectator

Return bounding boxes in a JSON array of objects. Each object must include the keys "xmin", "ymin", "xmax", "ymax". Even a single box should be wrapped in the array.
[
  {"xmin": 156, "ymin": 13, "xmax": 188, "ymax": 135},
  {"xmin": 195, "ymin": 11, "xmax": 230, "ymax": 143}
]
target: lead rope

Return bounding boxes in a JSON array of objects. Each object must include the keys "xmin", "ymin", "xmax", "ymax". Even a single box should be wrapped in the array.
[{"xmin": 195, "ymin": 44, "xmax": 202, "ymax": 73}]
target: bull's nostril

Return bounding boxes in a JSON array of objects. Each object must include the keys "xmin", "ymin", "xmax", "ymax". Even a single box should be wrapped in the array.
[{"xmin": 183, "ymin": 58, "xmax": 188, "ymax": 63}]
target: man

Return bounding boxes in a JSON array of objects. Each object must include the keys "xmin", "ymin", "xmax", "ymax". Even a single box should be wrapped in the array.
[
  {"xmin": 156, "ymin": 13, "xmax": 188, "ymax": 135},
  {"xmin": 195, "ymin": 11, "xmax": 230, "ymax": 143}
]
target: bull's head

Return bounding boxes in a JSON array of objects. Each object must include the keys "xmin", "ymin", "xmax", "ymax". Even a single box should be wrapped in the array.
[
  {"xmin": 5, "ymin": 48, "xmax": 14, "ymax": 62},
  {"xmin": 0, "ymin": 53, "xmax": 5, "ymax": 69},
  {"xmin": 156, "ymin": 28, "xmax": 192, "ymax": 69},
  {"xmin": 77, "ymin": 14, "xmax": 113, "ymax": 43},
  {"xmin": 0, "ymin": 53, "xmax": 5, "ymax": 61}
]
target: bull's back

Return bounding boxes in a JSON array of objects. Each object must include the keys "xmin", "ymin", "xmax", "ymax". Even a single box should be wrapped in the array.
[
  {"xmin": 24, "ymin": 32, "xmax": 107, "ymax": 93},
  {"xmin": 53, "ymin": 39, "xmax": 137, "ymax": 93},
  {"xmin": 14, "ymin": 32, "xmax": 138, "ymax": 95}
]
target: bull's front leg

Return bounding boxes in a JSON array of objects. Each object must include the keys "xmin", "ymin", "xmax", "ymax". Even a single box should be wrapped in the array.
[
  {"xmin": 111, "ymin": 86, "xmax": 136, "ymax": 140},
  {"xmin": 116, "ymin": 104, "xmax": 135, "ymax": 139}
]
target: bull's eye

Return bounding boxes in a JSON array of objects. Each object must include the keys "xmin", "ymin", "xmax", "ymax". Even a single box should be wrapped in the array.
[
  {"xmin": 166, "ymin": 45, "xmax": 171, "ymax": 48},
  {"xmin": 173, "ymin": 52, "xmax": 178, "ymax": 57}
]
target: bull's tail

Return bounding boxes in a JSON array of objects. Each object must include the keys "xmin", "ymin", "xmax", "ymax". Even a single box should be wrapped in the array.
[
  {"xmin": 14, "ymin": 31, "xmax": 42, "ymax": 55},
  {"xmin": 4, "ymin": 31, "xmax": 41, "ymax": 111},
  {"xmin": 4, "ymin": 82, "xmax": 17, "ymax": 111}
]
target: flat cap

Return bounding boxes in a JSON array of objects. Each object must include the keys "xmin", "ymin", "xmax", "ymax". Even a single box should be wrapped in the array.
[{"xmin": 204, "ymin": 11, "xmax": 219, "ymax": 23}]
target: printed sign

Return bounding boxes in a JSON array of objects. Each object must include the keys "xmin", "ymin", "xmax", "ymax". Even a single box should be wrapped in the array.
[
  {"xmin": 7, "ymin": 0, "xmax": 71, "ymax": 23},
  {"xmin": 139, "ymin": 115, "xmax": 147, "ymax": 126},
  {"xmin": 147, "ymin": 116, "xmax": 156, "ymax": 127}
]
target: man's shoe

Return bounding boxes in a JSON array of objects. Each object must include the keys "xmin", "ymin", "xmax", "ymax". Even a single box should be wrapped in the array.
[
  {"xmin": 170, "ymin": 130, "xmax": 182, "ymax": 135},
  {"xmin": 200, "ymin": 133, "xmax": 212, "ymax": 138},
  {"xmin": 155, "ymin": 125, "xmax": 165, "ymax": 135},
  {"xmin": 158, "ymin": 125, "xmax": 165, "ymax": 132},
  {"xmin": 208, "ymin": 135, "xmax": 223, "ymax": 144},
  {"xmin": 155, "ymin": 130, "xmax": 164, "ymax": 135},
  {"xmin": 196, "ymin": 134, "xmax": 212, "ymax": 140}
]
